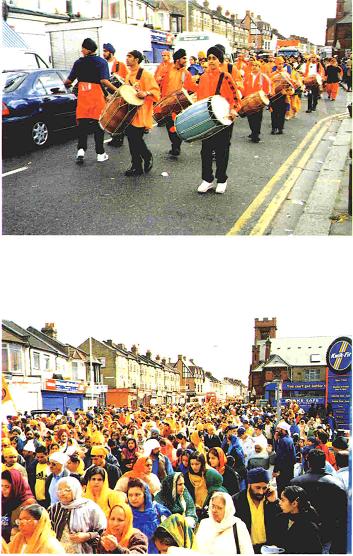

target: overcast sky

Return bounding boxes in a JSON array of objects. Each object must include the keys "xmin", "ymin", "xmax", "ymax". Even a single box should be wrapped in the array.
[
  {"xmin": 1, "ymin": 236, "xmax": 351, "ymax": 385},
  {"xmin": 208, "ymin": 0, "xmax": 337, "ymax": 45}
]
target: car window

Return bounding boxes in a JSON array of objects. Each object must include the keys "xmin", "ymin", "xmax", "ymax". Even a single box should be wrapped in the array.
[
  {"xmin": 34, "ymin": 78, "xmax": 47, "ymax": 94},
  {"xmin": 3, "ymin": 73, "xmax": 28, "ymax": 92},
  {"xmin": 36, "ymin": 72, "xmax": 66, "ymax": 94}
]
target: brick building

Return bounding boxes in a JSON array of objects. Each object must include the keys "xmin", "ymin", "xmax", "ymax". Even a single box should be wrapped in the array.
[{"xmin": 326, "ymin": 0, "xmax": 352, "ymax": 57}]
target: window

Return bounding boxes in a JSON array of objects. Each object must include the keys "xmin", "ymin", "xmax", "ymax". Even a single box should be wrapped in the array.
[
  {"xmin": 2, "ymin": 344, "xmax": 8, "ymax": 373},
  {"xmin": 10, "ymin": 345, "xmax": 22, "ymax": 372},
  {"xmin": 109, "ymin": 0, "xmax": 120, "ymax": 19},
  {"xmin": 304, "ymin": 369, "xmax": 321, "ymax": 381},
  {"xmin": 35, "ymin": 72, "xmax": 65, "ymax": 95},
  {"xmin": 33, "ymin": 352, "xmax": 40, "ymax": 369},
  {"xmin": 127, "ymin": 0, "xmax": 133, "ymax": 18},
  {"xmin": 43, "ymin": 355, "xmax": 50, "ymax": 370},
  {"xmin": 310, "ymin": 354, "xmax": 321, "ymax": 363},
  {"xmin": 72, "ymin": 361, "xmax": 78, "ymax": 380},
  {"xmin": 100, "ymin": 357, "xmax": 106, "ymax": 368}
]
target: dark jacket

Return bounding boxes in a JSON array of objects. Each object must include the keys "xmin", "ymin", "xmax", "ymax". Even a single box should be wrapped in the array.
[
  {"xmin": 83, "ymin": 462, "xmax": 122, "ymax": 489},
  {"xmin": 272, "ymin": 511, "xmax": 322, "ymax": 554},
  {"xmin": 232, "ymin": 489, "xmax": 280, "ymax": 545},
  {"xmin": 204, "ymin": 434, "xmax": 222, "ymax": 449},
  {"xmin": 290, "ymin": 470, "xmax": 347, "ymax": 553},
  {"xmin": 273, "ymin": 435, "xmax": 296, "ymax": 473},
  {"xmin": 220, "ymin": 465, "xmax": 240, "ymax": 496},
  {"xmin": 97, "ymin": 529, "xmax": 148, "ymax": 553}
]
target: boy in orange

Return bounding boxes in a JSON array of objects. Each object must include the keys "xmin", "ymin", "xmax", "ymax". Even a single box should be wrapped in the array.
[
  {"xmin": 160, "ymin": 48, "xmax": 197, "ymax": 156},
  {"xmin": 243, "ymin": 60, "xmax": 271, "ymax": 142},
  {"xmin": 270, "ymin": 57, "xmax": 294, "ymax": 134},
  {"xmin": 325, "ymin": 58, "xmax": 343, "ymax": 101},
  {"xmin": 154, "ymin": 50, "xmax": 173, "ymax": 86},
  {"xmin": 196, "ymin": 46, "xmax": 241, "ymax": 195},
  {"xmin": 302, "ymin": 54, "xmax": 325, "ymax": 113},
  {"xmin": 124, "ymin": 50, "xmax": 160, "ymax": 176},
  {"xmin": 215, "ymin": 44, "xmax": 244, "ymax": 94}
]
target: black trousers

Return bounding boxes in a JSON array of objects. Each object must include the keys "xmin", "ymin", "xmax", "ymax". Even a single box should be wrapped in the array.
[
  {"xmin": 308, "ymin": 85, "xmax": 320, "ymax": 110},
  {"xmin": 125, "ymin": 125, "xmax": 151, "ymax": 171},
  {"xmin": 201, "ymin": 124, "xmax": 233, "ymax": 183},
  {"xmin": 270, "ymin": 96, "xmax": 286, "ymax": 131},
  {"xmin": 247, "ymin": 110, "xmax": 263, "ymax": 138},
  {"xmin": 276, "ymin": 468, "xmax": 294, "ymax": 497},
  {"xmin": 165, "ymin": 116, "xmax": 182, "ymax": 152},
  {"xmin": 77, "ymin": 118, "xmax": 105, "ymax": 154}
]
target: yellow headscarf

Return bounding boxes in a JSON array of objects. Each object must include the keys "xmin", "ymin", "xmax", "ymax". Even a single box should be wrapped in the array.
[
  {"xmin": 190, "ymin": 431, "xmax": 206, "ymax": 456},
  {"xmin": 8, "ymin": 508, "xmax": 61, "ymax": 554},
  {"xmin": 105, "ymin": 503, "xmax": 139, "ymax": 548},
  {"xmin": 84, "ymin": 468, "xmax": 126, "ymax": 516}
]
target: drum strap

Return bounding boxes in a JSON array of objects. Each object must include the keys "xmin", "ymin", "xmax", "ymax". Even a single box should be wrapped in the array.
[
  {"xmin": 129, "ymin": 67, "xmax": 144, "ymax": 86},
  {"xmin": 215, "ymin": 72, "xmax": 225, "ymax": 95}
]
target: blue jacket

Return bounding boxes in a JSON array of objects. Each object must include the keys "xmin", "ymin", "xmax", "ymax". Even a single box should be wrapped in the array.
[{"xmin": 274, "ymin": 434, "xmax": 296, "ymax": 472}]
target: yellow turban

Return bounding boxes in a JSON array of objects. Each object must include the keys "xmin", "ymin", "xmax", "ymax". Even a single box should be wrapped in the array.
[
  {"xmin": 90, "ymin": 432, "xmax": 105, "ymax": 444},
  {"xmin": 3, "ymin": 447, "xmax": 18, "ymax": 457},
  {"xmin": 91, "ymin": 445, "xmax": 108, "ymax": 457},
  {"xmin": 275, "ymin": 57, "xmax": 284, "ymax": 64},
  {"xmin": 198, "ymin": 51, "xmax": 206, "ymax": 59}
]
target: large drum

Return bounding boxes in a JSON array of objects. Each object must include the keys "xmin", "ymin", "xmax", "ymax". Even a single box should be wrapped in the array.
[
  {"xmin": 99, "ymin": 84, "xmax": 144, "ymax": 135},
  {"xmin": 238, "ymin": 91, "xmax": 270, "ymax": 117},
  {"xmin": 153, "ymin": 88, "xmax": 194, "ymax": 125},
  {"xmin": 304, "ymin": 74, "xmax": 322, "ymax": 89},
  {"xmin": 272, "ymin": 75, "xmax": 295, "ymax": 97},
  {"xmin": 175, "ymin": 95, "xmax": 232, "ymax": 142}
]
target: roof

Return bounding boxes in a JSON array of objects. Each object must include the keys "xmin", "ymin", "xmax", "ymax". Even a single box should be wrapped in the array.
[
  {"xmin": 2, "ymin": 21, "xmax": 28, "ymax": 48},
  {"xmin": 258, "ymin": 336, "xmax": 338, "ymax": 367},
  {"xmin": 27, "ymin": 326, "xmax": 68, "ymax": 357},
  {"xmin": 337, "ymin": 13, "xmax": 352, "ymax": 24},
  {"xmin": 3, "ymin": 321, "xmax": 59, "ymax": 354}
]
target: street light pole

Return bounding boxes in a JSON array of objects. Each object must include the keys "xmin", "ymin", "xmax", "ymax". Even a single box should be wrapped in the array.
[
  {"xmin": 185, "ymin": 0, "xmax": 189, "ymax": 32},
  {"xmin": 89, "ymin": 337, "xmax": 94, "ymax": 407}
]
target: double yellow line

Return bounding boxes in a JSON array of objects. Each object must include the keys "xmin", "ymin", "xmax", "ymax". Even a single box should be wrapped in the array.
[{"xmin": 226, "ymin": 112, "xmax": 347, "ymax": 236}]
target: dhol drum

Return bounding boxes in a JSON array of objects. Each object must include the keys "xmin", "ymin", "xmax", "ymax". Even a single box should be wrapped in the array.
[
  {"xmin": 175, "ymin": 95, "xmax": 232, "ymax": 143},
  {"xmin": 304, "ymin": 74, "xmax": 323, "ymax": 89},
  {"xmin": 99, "ymin": 84, "xmax": 144, "ymax": 135},
  {"xmin": 272, "ymin": 76, "xmax": 295, "ymax": 97},
  {"xmin": 238, "ymin": 91, "xmax": 270, "ymax": 117},
  {"xmin": 153, "ymin": 88, "xmax": 194, "ymax": 125}
]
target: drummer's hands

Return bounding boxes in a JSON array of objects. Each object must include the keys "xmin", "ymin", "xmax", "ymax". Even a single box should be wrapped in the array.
[
  {"xmin": 229, "ymin": 108, "xmax": 238, "ymax": 121},
  {"xmin": 136, "ymin": 90, "xmax": 148, "ymax": 99}
]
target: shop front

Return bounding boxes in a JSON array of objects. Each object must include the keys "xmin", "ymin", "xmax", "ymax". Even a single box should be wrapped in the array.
[
  {"xmin": 145, "ymin": 30, "xmax": 173, "ymax": 62},
  {"xmin": 42, "ymin": 379, "xmax": 86, "ymax": 413}
]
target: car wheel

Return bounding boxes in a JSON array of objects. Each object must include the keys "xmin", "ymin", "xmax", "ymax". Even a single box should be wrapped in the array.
[{"xmin": 30, "ymin": 120, "xmax": 49, "ymax": 147}]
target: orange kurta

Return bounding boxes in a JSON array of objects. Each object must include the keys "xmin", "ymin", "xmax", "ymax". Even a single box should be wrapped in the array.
[
  {"xmin": 126, "ymin": 67, "xmax": 160, "ymax": 129},
  {"xmin": 197, "ymin": 69, "xmax": 241, "ymax": 111},
  {"xmin": 219, "ymin": 62, "xmax": 244, "ymax": 94},
  {"xmin": 160, "ymin": 66, "xmax": 197, "ymax": 97},
  {"xmin": 112, "ymin": 59, "xmax": 128, "ymax": 79},
  {"xmin": 243, "ymin": 72, "xmax": 271, "ymax": 97},
  {"xmin": 154, "ymin": 61, "xmax": 173, "ymax": 84}
]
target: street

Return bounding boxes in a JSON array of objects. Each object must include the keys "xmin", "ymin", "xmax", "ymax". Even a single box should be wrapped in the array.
[{"xmin": 2, "ymin": 88, "xmax": 350, "ymax": 235}]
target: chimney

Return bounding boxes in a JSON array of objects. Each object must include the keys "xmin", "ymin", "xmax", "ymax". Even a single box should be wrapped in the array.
[
  {"xmin": 146, "ymin": 349, "xmax": 152, "ymax": 358},
  {"xmin": 41, "ymin": 322, "xmax": 57, "ymax": 340},
  {"xmin": 162, "ymin": 357, "xmax": 166, "ymax": 365},
  {"xmin": 225, "ymin": 10, "xmax": 230, "ymax": 17},
  {"xmin": 216, "ymin": 6, "xmax": 222, "ymax": 15},
  {"xmin": 246, "ymin": 10, "xmax": 250, "ymax": 16},
  {"xmin": 117, "ymin": 343, "xmax": 125, "ymax": 350},
  {"xmin": 131, "ymin": 344, "xmax": 138, "ymax": 356},
  {"xmin": 105, "ymin": 339, "xmax": 114, "ymax": 347},
  {"xmin": 190, "ymin": 358, "xmax": 194, "ymax": 364},
  {"xmin": 257, "ymin": 14, "xmax": 261, "ymax": 20},
  {"xmin": 203, "ymin": 0, "xmax": 209, "ymax": 7},
  {"xmin": 250, "ymin": 12, "xmax": 254, "ymax": 17},
  {"xmin": 178, "ymin": 354, "xmax": 183, "ymax": 361},
  {"xmin": 265, "ymin": 339, "xmax": 271, "ymax": 361},
  {"xmin": 156, "ymin": 355, "xmax": 161, "ymax": 361}
]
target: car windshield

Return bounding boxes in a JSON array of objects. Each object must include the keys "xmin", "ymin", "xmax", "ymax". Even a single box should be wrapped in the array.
[{"xmin": 3, "ymin": 72, "xmax": 28, "ymax": 92}]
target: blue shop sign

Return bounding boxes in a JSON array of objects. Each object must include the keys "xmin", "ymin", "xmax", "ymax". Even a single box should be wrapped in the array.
[
  {"xmin": 151, "ymin": 31, "xmax": 170, "ymax": 44},
  {"xmin": 326, "ymin": 336, "xmax": 352, "ymax": 374},
  {"xmin": 282, "ymin": 381, "xmax": 325, "ymax": 390}
]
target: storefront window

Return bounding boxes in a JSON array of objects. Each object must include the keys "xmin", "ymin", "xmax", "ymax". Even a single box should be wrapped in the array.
[{"xmin": 304, "ymin": 369, "xmax": 321, "ymax": 381}]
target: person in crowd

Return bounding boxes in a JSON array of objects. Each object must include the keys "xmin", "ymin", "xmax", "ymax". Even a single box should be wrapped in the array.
[
  {"xmin": 187, "ymin": 56, "xmax": 204, "ymax": 79},
  {"xmin": 83, "ymin": 445, "xmax": 122, "ymax": 489},
  {"xmin": 27, "ymin": 445, "xmax": 50, "ymax": 507},
  {"xmin": 232, "ymin": 467, "xmax": 279, "ymax": 553},
  {"xmin": 223, "ymin": 427, "xmax": 247, "ymax": 489},
  {"xmin": 246, "ymin": 442, "xmax": 270, "ymax": 470},
  {"xmin": 195, "ymin": 491, "xmax": 254, "ymax": 554},
  {"xmin": 316, "ymin": 430, "xmax": 336, "ymax": 467},
  {"xmin": 204, "ymin": 424, "xmax": 222, "ymax": 449},
  {"xmin": 242, "ymin": 60, "xmax": 271, "ymax": 143},
  {"xmin": 48, "ymin": 475, "xmax": 107, "ymax": 553},
  {"xmin": 153, "ymin": 514, "xmax": 196, "ymax": 553},
  {"xmin": 273, "ymin": 485, "xmax": 322, "ymax": 554},
  {"xmin": 154, "ymin": 472, "xmax": 197, "ymax": 528},
  {"xmin": 44, "ymin": 452, "xmax": 70, "ymax": 508},
  {"xmin": 2, "ymin": 446, "xmax": 28, "ymax": 481},
  {"xmin": 115, "ymin": 455, "xmax": 161, "ymax": 496},
  {"xmin": 154, "ymin": 51, "xmax": 173, "ymax": 87},
  {"xmin": 83, "ymin": 465, "xmax": 126, "ymax": 517},
  {"xmin": 302, "ymin": 54, "xmax": 325, "ymax": 113},
  {"xmin": 184, "ymin": 451, "xmax": 227, "ymax": 519},
  {"xmin": 22, "ymin": 440, "xmax": 37, "ymax": 472},
  {"xmin": 6, "ymin": 504, "xmax": 64, "ymax": 554},
  {"xmin": 207, "ymin": 447, "xmax": 240, "ymax": 496},
  {"xmin": 238, "ymin": 426, "xmax": 255, "ymax": 465},
  {"xmin": 335, "ymin": 450, "xmax": 349, "ymax": 491},
  {"xmin": 270, "ymin": 57, "xmax": 295, "ymax": 135},
  {"xmin": 272, "ymin": 421, "xmax": 296, "ymax": 497},
  {"xmin": 126, "ymin": 477, "xmax": 171, "ymax": 553},
  {"xmin": 1, "ymin": 469, "xmax": 36, "ymax": 543},
  {"xmin": 188, "ymin": 430, "xmax": 206, "ymax": 455},
  {"xmin": 66, "ymin": 452, "xmax": 85, "ymax": 478},
  {"xmin": 291, "ymin": 448, "xmax": 347, "ymax": 553},
  {"xmin": 56, "ymin": 429, "xmax": 70, "ymax": 453},
  {"xmin": 175, "ymin": 449, "xmax": 193, "ymax": 474},
  {"xmin": 98, "ymin": 502, "xmax": 148, "ymax": 554},
  {"xmin": 143, "ymin": 439, "xmax": 174, "ymax": 481},
  {"xmin": 121, "ymin": 437, "xmax": 140, "ymax": 473}
]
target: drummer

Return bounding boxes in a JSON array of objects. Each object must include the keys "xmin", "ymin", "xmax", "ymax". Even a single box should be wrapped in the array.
[
  {"xmin": 302, "ymin": 54, "xmax": 325, "ymax": 113},
  {"xmin": 269, "ymin": 57, "xmax": 293, "ymax": 135},
  {"xmin": 123, "ymin": 49, "xmax": 160, "ymax": 176},
  {"xmin": 102, "ymin": 43, "xmax": 128, "ymax": 148},
  {"xmin": 196, "ymin": 46, "xmax": 241, "ymax": 195},
  {"xmin": 243, "ymin": 60, "xmax": 271, "ymax": 143},
  {"xmin": 215, "ymin": 44, "xmax": 244, "ymax": 94},
  {"xmin": 154, "ymin": 50, "xmax": 173, "ymax": 87},
  {"xmin": 160, "ymin": 48, "xmax": 197, "ymax": 157},
  {"xmin": 64, "ymin": 38, "xmax": 119, "ymax": 164}
]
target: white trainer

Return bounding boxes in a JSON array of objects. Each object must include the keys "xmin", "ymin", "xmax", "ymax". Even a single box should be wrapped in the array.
[
  {"xmin": 215, "ymin": 181, "xmax": 227, "ymax": 194},
  {"xmin": 76, "ymin": 148, "xmax": 85, "ymax": 164},
  {"xmin": 197, "ymin": 180, "xmax": 215, "ymax": 193},
  {"xmin": 97, "ymin": 152, "xmax": 109, "ymax": 162}
]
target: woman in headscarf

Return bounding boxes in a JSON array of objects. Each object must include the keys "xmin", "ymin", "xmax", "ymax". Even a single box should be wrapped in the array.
[
  {"xmin": 1, "ymin": 469, "xmax": 36, "ymax": 542},
  {"xmin": 121, "ymin": 437, "xmax": 140, "ymax": 473},
  {"xmin": 195, "ymin": 491, "xmax": 254, "ymax": 554},
  {"xmin": 66, "ymin": 452, "xmax": 85, "ymax": 477},
  {"xmin": 154, "ymin": 472, "xmax": 197, "ymax": 528},
  {"xmin": 225, "ymin": 429, "xmax": 247, "ymax": 488},
  {"xmin": 98, "ymin": 502, "xmax": 148, "ymax": 554},
  {"xmin": 7, "ymin": 503, "xmax": 64, "ymax": 554},
  {"xmin": 183, "ymin": 451, "xmax": 227, "ymax": 520},
  {"xmin": 188, "ymin": 431, "xmax": 206, "ymax": 456},
  {"xmin": 207, "ymin": 447, "xmax": 240, "ymax": 496},
  {"xmin": 49, "ymin": 476, "xmax": 107, "ymax": 553},
  {"xmin": 126, "ymin": 477, "xmax": 171, "ymax": 554},
  {"xmin": 175, "ymin": 449, "xmax": 192, "ymax": 474},
  {"xmin": 83, "ymin": 466, "xmax": 126, "ymax": 517},
  {"xmin": 153, "ymin": 514, "xmax": 196, "ymax": 553},
  {"xmin": 115, "ymin": 456, "xmax": 161, "ymax": 496}
]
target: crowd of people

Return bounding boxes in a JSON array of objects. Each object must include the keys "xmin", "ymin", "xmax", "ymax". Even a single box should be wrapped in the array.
[
  {"xmin": 64, "ymin": 38, "xmax": 351, "ymax": 195},
  {"xmin": 1, "ymin": 396, "xmax": 350, "ymax": 554}
]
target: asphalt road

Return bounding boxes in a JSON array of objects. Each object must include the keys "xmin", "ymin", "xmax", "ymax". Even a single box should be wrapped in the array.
[{"xmin": 2, "ymin": 89, "xmax": 349, "ymax": 235}]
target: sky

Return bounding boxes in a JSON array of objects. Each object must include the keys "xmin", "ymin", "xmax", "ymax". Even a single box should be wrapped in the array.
[
  {"xmin": 1, "ymin": 236, "xmax": 351, "ymax": 386},
  {"xmin": 208, "ymin": 0, "xmax": 337, "ymax": 45}
]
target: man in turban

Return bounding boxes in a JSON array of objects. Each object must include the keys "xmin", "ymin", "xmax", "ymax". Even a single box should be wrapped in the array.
[
  {"xmin": 2, "ymin": 446, "xmax": 28, "ymax": 481},
  {"xmin": 232, "ymin": 467, "xmax": 279, "ymax": 553},
  {"xmin": 82, "ymin": 445, "xmax": 122, "ymax": 489},
  {"xmin": 103, "ymin": 42, "xmax": 128, "ymax": 148}
]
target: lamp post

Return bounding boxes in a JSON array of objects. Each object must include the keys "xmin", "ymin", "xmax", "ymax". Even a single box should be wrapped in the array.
[{"xmin": 185, "ymin": 0, "xmax": 189, "ymax": 32}]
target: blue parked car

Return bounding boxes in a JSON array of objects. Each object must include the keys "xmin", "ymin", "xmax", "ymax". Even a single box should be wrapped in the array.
[{"xmin": 2, "ymin": 68, "xmax": 77, "ymax": 148}]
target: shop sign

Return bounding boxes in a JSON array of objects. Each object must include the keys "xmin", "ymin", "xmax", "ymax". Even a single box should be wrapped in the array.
[{"xmin": 45, "ymin": 379, "xmax": 86, "ymax": 393}]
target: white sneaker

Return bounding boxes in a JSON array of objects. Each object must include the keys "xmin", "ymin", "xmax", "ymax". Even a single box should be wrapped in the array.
[
  {"xmin": 97, "ymin": 152, "xmax": 109, "ymax": 162},
  {"xmin": 215, "ymin": 181, "xmax": 227, "ymax": 194},
  {"xmin": 197, "ymin": 180, "xmax": 215, "ymax": 193},
  {"xmin": 76, "ymin": 148, "xmax": 85, "ymax": 164}
]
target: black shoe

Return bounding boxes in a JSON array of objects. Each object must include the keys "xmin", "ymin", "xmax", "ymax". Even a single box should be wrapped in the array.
[
  {"xmin": 107, "ymin": 138, "xmax": 124, "ymax": 147},
  {"xmin": 125, "ymin": 166, "xmax": 143, "ymax": 177},
  {"xmin": 312, "ymin": 107, "xmax": 317, "ymax": 112},
  {"xmin": 248, "ymin": 134, "xmax": 253, "ymax": 138},
  {"xmin": 277, "ymin": 129, "xmax": 283, "ymax": 135},
  {"xmin": 271, "ymin": 129, "xmax": 276, "ymax": 135},
  {"xmin": 252, "ymin": 136, "xmax": 260, "ymax": 142},
  {"xmin": 306, "ymin": 109, "xmax": 312, "ymax": 113},
  {"xmin": 144, "ymin": 154, "xmax": 153, "ymax": 173},
  {"xmin": 169, "ymin": 148, "xmax": 180, "ymax": 156}
]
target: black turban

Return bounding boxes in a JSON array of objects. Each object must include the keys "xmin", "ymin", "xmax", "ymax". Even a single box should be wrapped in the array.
[
  {"xmin": 207, "ymin": 46, "xmax": 224, "ymax": 63},
  {"xmin": 173, "ymin": 48, "xmax": 186, "ymax": 62},
  {"xmin": 82, "ymin": 38, "xmax": 97, "ymax": 52},
  {"xmin": 128, "ymin": 50, "xmax": 143, "ymax": 63}
]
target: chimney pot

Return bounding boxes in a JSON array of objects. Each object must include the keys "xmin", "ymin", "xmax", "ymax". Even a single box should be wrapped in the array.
[{"xmin": 41, "ymin": 322, "xmax": 57, "ymax": 340}]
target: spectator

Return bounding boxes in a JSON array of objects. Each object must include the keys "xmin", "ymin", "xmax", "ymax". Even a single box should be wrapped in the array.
[
  {"xmin": 83, "ymin": 445, "xmax": 121, "ymax": 489},
  {"xmin": 143, "ymin": 439, "xmax": 173, "ymax": 481},
  {"xmin": 207, "ymin": 447, "xmax": 240, "ymax": 496},
  {"xmin": 1, "ymin": 469, "xmax": 36, "ymax": 543},
  {"xmin": 273, "ymin": 421, "xmax": 296, "ymax": 496},
  {"xmin": 83, "ymin": 466, "xmax": 126, "ymax": 517},
  {"xmin": 44, "ymin": 452, "xmax": 70, "ymax": 508},
  {"xmin": 154, "ymin": 472, "xmax": 197, "ymax": 528},
  {"xmin": 27, "ymin": 446, "xmax": 50, "ymax": 507},
  {"xmin": 115, "ymin": 456, "xmax": 161, "ymax": 496},
  {"xmin": 335, "ymin": 451, "xmax": 349, "ymax": 491},
  {"xmin": 98, "ymin": 502, "xmax": 148, "ymax": 554}
]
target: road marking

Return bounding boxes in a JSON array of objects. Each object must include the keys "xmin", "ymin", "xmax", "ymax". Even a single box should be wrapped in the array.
[
  {"xmin": 249, "ymin": 122, "xmax": 331, "ymax": 235},
  {"xmin": 226, "ymin": 112, "xmax": 347, "ymax": 236},
  {"xmin": 2, "ymin": 166, "xmax": 28, "ymax": 177}
]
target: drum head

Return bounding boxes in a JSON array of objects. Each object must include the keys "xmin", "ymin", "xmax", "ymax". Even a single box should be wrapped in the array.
[
  {"xmin": 259, "ymin": 90, "xmax": 270, "ymax": 106},
  {"xmin": 210, "ymin": 95, "xmax": 232, "ymax": 126},
  {"xmin": 119, "ymin": 85, "xmax": 144, "ymax": 106},
  {"xmin": 181, "ymin": 88, "xmax": 195, "ymax": 104}
]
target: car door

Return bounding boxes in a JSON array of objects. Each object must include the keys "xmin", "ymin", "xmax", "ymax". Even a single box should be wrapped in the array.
[{"xmin": 33, "ymin": 71, "xmax": 77, "ymax": 130}]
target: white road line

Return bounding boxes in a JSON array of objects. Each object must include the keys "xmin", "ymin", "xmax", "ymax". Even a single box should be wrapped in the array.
[{"xmin": 2, "ymin": 166, "xmax": 28, "ymax": 177}]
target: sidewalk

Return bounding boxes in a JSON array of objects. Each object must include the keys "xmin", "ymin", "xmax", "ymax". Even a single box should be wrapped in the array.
[{"xmin": 269, "ymin": 110, "xmax": 352, "ymax": 236}]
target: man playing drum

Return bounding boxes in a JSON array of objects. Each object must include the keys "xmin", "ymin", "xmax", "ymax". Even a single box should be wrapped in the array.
[
  {"xmin": 196, "ymin": 46, "xmax": 241, "ymax": 195},
  {"xmin": 103, "ymin": 42, "xmax": 128, "ymax": 148},
  {"xmin": 124, "ymin": 50, "xmax": 160, "ymax": 176},
  {"xmin": 302, "ymin": 54, "xmax": 325, "ymax": 113},
  {"xmin": 160, "ymin": 48, "xmax": 197, "ymax": 157},
  {"xmin": 242, "ymin": 60, "xmax": 271, "ymax": 143},
  {"xmin": 269, "ymin": 57, "xmax": 294, "ymax": 135},
  {"xmin": 64, "ymin": 38, "xmax": 119, "ymax": 164}
]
